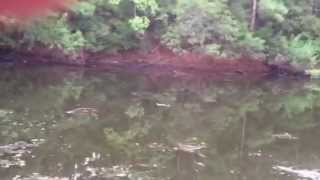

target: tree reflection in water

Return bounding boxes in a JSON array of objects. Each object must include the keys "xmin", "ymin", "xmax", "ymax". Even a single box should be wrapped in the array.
[{"xmin": 0, "ymin": 66, "xmax": 319, "ymax": 180}]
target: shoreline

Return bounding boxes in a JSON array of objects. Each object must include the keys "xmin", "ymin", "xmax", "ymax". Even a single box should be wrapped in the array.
[{"xmin": 0, "ymin": 45, "xmax": 309, "ymax": 80}]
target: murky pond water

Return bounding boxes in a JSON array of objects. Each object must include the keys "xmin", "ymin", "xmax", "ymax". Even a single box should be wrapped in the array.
[{"xmin": 1, "ymin": 65, "xmax": 320, "ymax": 180}]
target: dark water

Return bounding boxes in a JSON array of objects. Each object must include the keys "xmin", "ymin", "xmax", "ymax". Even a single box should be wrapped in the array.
[{"xmin": 0, "ymin": 65, "xmax": 320, "ymax": 180}]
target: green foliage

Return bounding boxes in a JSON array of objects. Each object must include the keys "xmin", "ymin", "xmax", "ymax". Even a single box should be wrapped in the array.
[
  {"xmin": 128, "ymin": 16, "xmax": 150, "ymax": 33},
  {"xmin": 280, "ymin": 34, "xmax": 320, "ymax": 66},
  {"xmin": 24, "ymin": 15, "xmax": 86, "ymax": 53},
  {"xmin": 0, "ymin": 0, "xmax": 160, "ymax": 53},
  {"xmin": 70, "ymin": 0, "xmax": 160, "ymax": 52},
  {"xmin": 133, "ymin": 0, "xmax": 159, "ymax": 14},
  {"xmin": 204, "ymin": 43, "xmax": 222, "ymax": 56},
  {"xmin": 158, "ymin": 0, "xmax": 320, "ymax": 65},
  {"xmin": 72, "ymin": 1, "xmax": 97, "ymax": 16},
  {"xmin": 259, "ymin": 0, "xmax": 289, "ymax": 22},
  {"xmin": 161, "ymin": 0, "xmax": 242, "ymax": 55},
  {"xmin": 238, "ymin": 31, "xmax": 266, "ymax": 52},
  {"xmin": 2, "ymin": 0, "xmax": 320, "ymax": 67},
  {"xmin": 0, "ymin": 33, "xmax": 16, "ymax": 48}
]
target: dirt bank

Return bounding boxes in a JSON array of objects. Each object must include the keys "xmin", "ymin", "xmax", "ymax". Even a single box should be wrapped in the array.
[{"xmin": 0, "ymin": 45, "xmax": 307, "ymax": 80}]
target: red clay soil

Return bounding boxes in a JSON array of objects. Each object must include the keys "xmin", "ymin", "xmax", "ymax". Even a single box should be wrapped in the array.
[
  {"xmin": 89, "ymin": 45, "xmax": 271, "ymax": 76},
  {"xmin": 0, "ymin": 0, "xmax": 75, "ymax": 20},
  {"xmin": 13, "ymin": 44, "xmax": 275, "ymax": 80}
]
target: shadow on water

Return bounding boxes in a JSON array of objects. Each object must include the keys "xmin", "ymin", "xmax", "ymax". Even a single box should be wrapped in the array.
[{"xmin": 0, "ymin": 65, "xmax": 320, "ymax": 180}]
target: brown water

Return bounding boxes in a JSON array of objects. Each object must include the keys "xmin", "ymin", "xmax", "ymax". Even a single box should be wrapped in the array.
[{"xmin": 0, "ymin": 65, "xmax": 320, "ymax": 180}]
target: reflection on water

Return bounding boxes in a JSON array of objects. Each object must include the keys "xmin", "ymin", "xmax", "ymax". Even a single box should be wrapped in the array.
[
  {"xmin": 0, "ymin": 65, "xmax": 320, "ymax": 180},
  {"xmin": 274, "ymin": 166, "xmax": 320, "ymax": 180}
]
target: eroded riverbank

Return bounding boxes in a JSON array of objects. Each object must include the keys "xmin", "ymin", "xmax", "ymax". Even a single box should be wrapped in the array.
[{"xmin": 1, "ymin": 45, "xmax": 309, "ymax": 80}]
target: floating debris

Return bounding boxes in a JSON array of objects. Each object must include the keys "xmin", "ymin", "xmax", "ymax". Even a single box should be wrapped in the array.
[
  {"xmin": 0, "ymin": 141, "xmax": 39, "ymax": 156},
  {"xmin": 156, "ymin": 103, "xmax": 171, "ymax": 108},
  {"xmin": 102, "ymin": 165, "xmax": 131, "ymax": 179},
  {"xmin": 0, "ymin": 159, "xmax": 25, "ymax": 168},
  {"xmin": 248, "ymin": 152, "xmax": 262, "ymax": 157},
  {"xmin": 82, "ymin": 152, "xmax": 101, "ymax": 166},
  {"xmin": 176, "ymin": 142, "xmax": 206, "ymax": 153},
  {"xmin": 12, "ymin": 174, "xmax": 68, "ymax": 180},
  {"xmin": 273, "ymin": 166, "xmax": 320, "ymax": 180},
  {"xmin": 0, "ymin": 109, "xmax": 14, "ymax": 118},
  {"xmin": 65, "ymin": 108, "xmax": 98, "ymax": 116},
  {"xmin": 0, "ymin": 140, "xmax": 43, "ymax": 168},
  {"xmin": 195, "ymin": 162, "xmax": 206, "ymax": 168},
  {"xmin": 272, "ymin": 132, "xmax": 299, "ymax": 140},
  {"xmin": 305, "ymin": 69, "xmax": 320, "ymax": 79}
]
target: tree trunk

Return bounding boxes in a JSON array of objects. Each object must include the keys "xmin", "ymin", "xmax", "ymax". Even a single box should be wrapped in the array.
[{"xmin": 250, "ymin": 0, "xmax": 258, "ymax": 31}]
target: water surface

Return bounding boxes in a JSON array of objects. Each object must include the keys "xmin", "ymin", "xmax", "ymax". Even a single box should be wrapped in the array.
[{"xmin": 0, "ymin": 65, "xmax": 320, "ymax": 180}]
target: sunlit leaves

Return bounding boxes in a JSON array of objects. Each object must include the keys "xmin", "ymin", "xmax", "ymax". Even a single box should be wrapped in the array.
[
  {"xmin": 133, "ymin": 0, "xmax": 159, "ymax": 14},
  {"xmin": 259, "ymin": 0, "xmax": 289, "ymax": 22},
  {"xmin": 238, "ymin": 32, "xmax": 266, "ymax": 51},
  {"xmin": 109, "ymin": 0, "xmax": 122, "ymax": 5},
  {"xmin": 72, "ymin": 1, "xmax": 96, "ymax": 16},
  {"xmin": 162, "ymin": 0, "xmax": 241, "ymax": 55},
  {"xmin": 279, "ymin": 34, "xmax": 320, "ymax": 66},
  {"xmin": 24, "ymin": 15, "xmax": 86, "ymax": 53},
  {"xmin": 128, "ymin": 16, "xmax": 150, "ymax": 33}
]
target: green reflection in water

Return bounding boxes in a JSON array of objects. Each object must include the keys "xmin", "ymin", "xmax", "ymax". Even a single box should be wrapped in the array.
[{"xmin": 0, "ymin": 66, "xmax": 320, "ymax": 180}]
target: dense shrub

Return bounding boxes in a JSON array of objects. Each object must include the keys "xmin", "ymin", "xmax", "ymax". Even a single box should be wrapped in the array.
[{"xmin": 1, "ymin": 0, "xmax": 320, "ymax": 67}]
